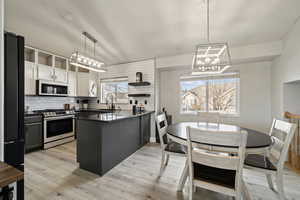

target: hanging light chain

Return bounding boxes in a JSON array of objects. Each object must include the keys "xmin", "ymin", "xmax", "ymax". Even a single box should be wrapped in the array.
[{"xmin": 207, "ymin": 0, "xmax": 210, "ymax": 43}]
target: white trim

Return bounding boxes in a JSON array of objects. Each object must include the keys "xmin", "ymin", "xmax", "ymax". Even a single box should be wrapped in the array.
[
  {"xmin": 0, "ymin": 0, "xmax": 4, "ymax": 162},
  {"xmin": 179, "ymin": 73, "xmax": 240, "ymax": 115}
]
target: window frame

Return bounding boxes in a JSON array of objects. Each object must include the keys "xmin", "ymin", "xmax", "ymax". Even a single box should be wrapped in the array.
[
  {"xmin": 179, "ymin": 72, "xmax": 240, "ymax": 116},
  {"xmin": 100, "ymin": 76, "xmax": 129, "ymax": 104}
]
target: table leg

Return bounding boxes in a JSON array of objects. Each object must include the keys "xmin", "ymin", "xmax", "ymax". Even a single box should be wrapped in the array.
[{"xmin": 177, "ymin": 159, "xmax": 188, "ymax": 192}]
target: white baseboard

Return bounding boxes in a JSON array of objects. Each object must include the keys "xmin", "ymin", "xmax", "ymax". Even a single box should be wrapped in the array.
[{"xmin": 150, "ymin": 137, "xmax": 156, "ymax": 143}]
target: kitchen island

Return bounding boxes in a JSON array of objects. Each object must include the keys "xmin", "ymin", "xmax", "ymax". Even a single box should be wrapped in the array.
[{"xmin": 76, "ymin": 110, "xmax": 154, "ymax": 176}]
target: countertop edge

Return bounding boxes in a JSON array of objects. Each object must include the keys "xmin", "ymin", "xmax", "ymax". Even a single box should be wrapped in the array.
[{"xmin": 77, "ymin": 111, "xmax": 155, "ymax": 123}]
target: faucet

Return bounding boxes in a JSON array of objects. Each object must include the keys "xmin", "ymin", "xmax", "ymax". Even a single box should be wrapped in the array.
[{"xmin": 106, "ymin": 94, "xmax": 115, "ymax": 111}]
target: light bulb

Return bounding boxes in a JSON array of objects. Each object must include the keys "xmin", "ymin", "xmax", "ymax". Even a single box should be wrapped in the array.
[{"xmin": 205, "ymin": 57, "xmax": 211, "ymax": 63}]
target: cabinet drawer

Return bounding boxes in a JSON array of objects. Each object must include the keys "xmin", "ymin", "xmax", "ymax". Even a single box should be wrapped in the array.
[{"xmin": 24, "ymin": 115, "xmax": 42, "ymax": 124}]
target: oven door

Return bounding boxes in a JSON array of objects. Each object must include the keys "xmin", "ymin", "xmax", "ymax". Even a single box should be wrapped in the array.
[{"xmin": 44, "ymin": 115, "xmax": 75, "ymax": 143}]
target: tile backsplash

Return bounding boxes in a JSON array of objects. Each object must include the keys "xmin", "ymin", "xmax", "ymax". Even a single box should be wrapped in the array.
[{"xmin": 25, "ymin": 96, "xmax": 78, "ymax": 111}]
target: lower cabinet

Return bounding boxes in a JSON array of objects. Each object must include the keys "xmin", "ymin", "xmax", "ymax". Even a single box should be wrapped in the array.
[
  {"xmin": 25, "ymin": 116, "xmax": 43, "ymax": 153},
  {"xmin": 140, "ymin": 114, "xmax": 151, "ymax": 146}
]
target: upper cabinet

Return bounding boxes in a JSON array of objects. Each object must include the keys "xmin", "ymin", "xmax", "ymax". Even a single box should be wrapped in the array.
[
  {"xmin": 68, "ymin": 64, "xmax": 77, "ymax": 97},
  {"xmin": 77, "ymin": 68, "xmax": 90, "ymax": 97},
  {"xmin": 37, "ymin": 51, "xmax": 54, "ymax": 81},
  {"xmin": 24, "ymin": 46, "xmax": 98, "ymax": 97},
  {"xmin": 25, "ymin": 47, "xmax": 37, "ymax": 95},
  {"xmin": 36, "ymin": 51, "xmax": 68, "ymax": 83},
  {"xmin": 54, "ymin": 56, "xmax": 68, "ymax": 83}
]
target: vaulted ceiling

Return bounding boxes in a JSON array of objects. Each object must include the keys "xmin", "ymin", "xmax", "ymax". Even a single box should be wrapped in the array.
[{"xmin": 5, "ymin": 0, "xmax": 300, "ymax": 65}]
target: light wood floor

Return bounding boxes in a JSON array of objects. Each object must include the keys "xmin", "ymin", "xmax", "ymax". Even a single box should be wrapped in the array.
[{"xmin": 25, "ymin": 142, "xmax": 300, "ymax": 200}]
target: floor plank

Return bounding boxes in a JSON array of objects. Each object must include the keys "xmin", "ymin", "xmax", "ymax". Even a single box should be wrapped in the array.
[{"xmin": 25, "ymin": 142, "xmax": 300, "ymax": 200}]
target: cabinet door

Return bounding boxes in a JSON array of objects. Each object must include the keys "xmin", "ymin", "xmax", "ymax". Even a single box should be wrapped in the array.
[
  {"xmin": 141, "ymin": 115, "xmax": 151, "ymax": 146},
  {"xmin": 68, "ymin": 71, "xmax": 77, "ymax": 96},
  {"xmin": 25, "ymin": 122, "xmax": 43, "ymax": 152},
  {"xmin": 25, "ymin": 61, "xmax": 36, "ymax": 95},
  {"xmin": 54, "ymin": 68, "xmax": 68, "ymax": 83},
  {"xmin": 89, "ymin": 71, "xmax": 98, "ymax": 97},
  {"xmin": 77, "ymin": 72, "xmax": 90, "ymax": 97},
  {"xmin": 37, "ymin": 64, "xmax": 54, "ymax": 81}
]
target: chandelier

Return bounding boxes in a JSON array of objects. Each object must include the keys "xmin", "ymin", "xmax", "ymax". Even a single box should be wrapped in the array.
[
  {"xmin": 192, "ymin": 0, "xmax": 232, "ymax": 75},
  {"xmin": 70, "ymin": 32, "xmax": 107, "ymax": 73}
]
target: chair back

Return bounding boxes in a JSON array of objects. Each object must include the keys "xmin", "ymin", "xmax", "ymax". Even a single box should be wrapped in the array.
[
  {"xmin": 186, "ymin": 126, "xmax": 247, "ymax": 191},
  {"xmin": 268, "ymin": 119, "xmax": 297, "ymax": 170},
  {"xmin": 197, "ymin": 112, "xmax": 221, "ymax": 124},
  {"xmin": 155, "ymin": 113, "xmax": 169, "ymax": 149}
]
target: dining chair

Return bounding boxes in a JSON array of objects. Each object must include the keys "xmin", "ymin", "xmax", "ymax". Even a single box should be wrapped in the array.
[
  {"xmin": 155, "ymin": 113, "xmax": 186, "ymax": 177},
  {"xmin": 197, "ymin": 111, "xmax": 221, "ymax": 124},
  {"xmin": 244, "ymin": 119, "xmax": 297, "ymax": 200},
  {"xmin": 186, "ymin": 126, "xmax": 248, "ymax": 200}
]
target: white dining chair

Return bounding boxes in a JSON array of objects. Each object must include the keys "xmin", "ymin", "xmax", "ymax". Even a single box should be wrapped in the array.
[
  {"xmin": 197, "ymin": 111, "xmax": 221, "ymax": 124},
  {"xmin": 155, "ymin": 113, "xmax": 186, "ymax": 177},
  {"xmin": 186, "ymin": 126, "xmax": 248, "ymax": 200},
  {"xmin": 244, "ymin": 119, "xmax": 297, "ymax": 200}
]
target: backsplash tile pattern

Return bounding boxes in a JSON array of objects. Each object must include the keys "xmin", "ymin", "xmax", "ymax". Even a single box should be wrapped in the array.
[{"xmin": 25, "ymin": 96, "xmax": 78, "ymax": 111}]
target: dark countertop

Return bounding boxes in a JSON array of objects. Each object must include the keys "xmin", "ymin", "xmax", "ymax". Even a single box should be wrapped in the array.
[
  {"xmin": 24, "ymin": 111, "xmax": 43, "ymax": 117},
  {"xmin": 77, "ymin": 110, "xmax": 155, "ymax": 122}
]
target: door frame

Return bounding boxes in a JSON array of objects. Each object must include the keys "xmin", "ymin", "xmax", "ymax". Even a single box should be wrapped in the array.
[{"xmin": 0, "ymin": 0, "xmax": 4, "ymax": 161}]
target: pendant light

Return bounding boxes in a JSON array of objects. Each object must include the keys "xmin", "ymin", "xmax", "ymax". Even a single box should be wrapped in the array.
[
  {"xmin": 70, "ymin": 32, "xmax": 107, "ymax": 73},
  {"xmin": 191, "ymin": 0, "xmax": 232, "ymax": 75}
]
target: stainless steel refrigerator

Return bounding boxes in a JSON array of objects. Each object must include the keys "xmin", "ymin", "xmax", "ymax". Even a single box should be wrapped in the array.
[{"xmin": 4, "ymin": 32, "xmax": 24, "ymax": 200}]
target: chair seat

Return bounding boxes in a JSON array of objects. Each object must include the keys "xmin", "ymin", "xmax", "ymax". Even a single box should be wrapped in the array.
[
  {"xmin": 164, "ymin": 141, "xmax": 186, "ymax": 154},
  {"xmin": 193, "ymin": 163, "xmax": 236, "ymax": 189},
  {"xmin": 244, "ymin": 154, "xmax": 277, "ymax": 171}
]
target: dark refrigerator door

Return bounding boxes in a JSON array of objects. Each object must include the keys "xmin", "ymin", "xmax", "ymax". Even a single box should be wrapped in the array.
[
  {"xmin": 4, "ymin": 32, "xmax": 25, "ymax": 200},
  {"xmin": 4, "ymin": 141, "xmax": 24, "ymax": 166},
  {"xmin": 4, "ymin": 32, "xmax": 19, "ymax": 142},
  {"xmin": 18, "ymin": 35, "xmax": 25, "ymax": 142}
]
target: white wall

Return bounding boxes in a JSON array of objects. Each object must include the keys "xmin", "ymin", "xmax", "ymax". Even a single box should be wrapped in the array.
[
  {"xmin": 283, "ymin": 81, "xmax": 300, "ymax": 115},
  {"xmin": 271, "ymin": 18, "xmax": 300, "ymax": 119},
  {"xmin": 159, "ymin": 61, "xmax": 272, "ymax": 132},
  {"xmin": 0, "ymin": 0, "xmax": 4, "ymax": 161}
]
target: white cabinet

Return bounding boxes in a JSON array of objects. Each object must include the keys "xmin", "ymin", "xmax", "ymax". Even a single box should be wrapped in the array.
[
  {"xmin": 89, "ymin": 72, "xmax": 98, "ymax": 97},
  {"xmin": 77, "ymin": 72, "xmax": 90, "ymax": 97},
  {"xmin": 37, "ymin": 64, "xmax": 54, "ymax": 81},
  {"xmin": 54, "ymin": 68, "xmax": 67, "ymax": 83},
  {"xmin": 25, "ymin": 61, "xmax": 36, "ymax": 95},
  {"xmin": 68, "ymin": 71, "xmax": 77, "ymax": 96}
]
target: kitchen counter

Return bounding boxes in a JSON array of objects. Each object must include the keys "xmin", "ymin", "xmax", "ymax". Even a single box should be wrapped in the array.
[
  {"xmin": 24, "ymin": 111, "xmax": 42, "ymax": 117},
  {"xmin": 77, "ymin": 110, "xmax": 153, "ymax": 176},
  {"xmin": 77, "ymin": 110, "xmax": 154, "ymax": 122},
  {"xmin": 0, "ymin": 162, "xmax": 24, "ymax": 188}
]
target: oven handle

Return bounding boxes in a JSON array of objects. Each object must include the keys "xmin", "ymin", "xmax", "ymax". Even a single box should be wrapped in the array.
[{"xmin": 44, "ymin": 115, "xmax": 75, "ymax": 121}]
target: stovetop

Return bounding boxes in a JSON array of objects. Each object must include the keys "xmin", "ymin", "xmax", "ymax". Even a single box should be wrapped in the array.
[{"xmin": 34, "ymin": 109, "xmax": 76, "ymax": 118}]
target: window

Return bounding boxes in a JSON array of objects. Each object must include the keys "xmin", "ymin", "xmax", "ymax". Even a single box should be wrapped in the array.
[
  {"xmin": 180, "ymin": 73, "xmax": 239, "ymax": 114},
  {"xmin": 100, "ymin": 77, "xmax": 129, "ymax": 104}
]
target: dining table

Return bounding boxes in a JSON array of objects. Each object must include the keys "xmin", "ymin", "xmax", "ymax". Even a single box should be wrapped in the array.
[{"xmin": 167, "ymin": 122, "xmax": 273, "ymax": 199}]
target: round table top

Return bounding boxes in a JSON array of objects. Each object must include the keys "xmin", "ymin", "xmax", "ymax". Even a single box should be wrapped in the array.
[{"xmin": 167, "ymin": 122, "xmax": 272, "ymax": 149}]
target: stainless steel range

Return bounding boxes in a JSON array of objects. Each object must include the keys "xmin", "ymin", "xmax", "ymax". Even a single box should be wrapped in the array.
[{"xmin": 41, "ymin": 109, "xmax": 75, "ymax": 149}]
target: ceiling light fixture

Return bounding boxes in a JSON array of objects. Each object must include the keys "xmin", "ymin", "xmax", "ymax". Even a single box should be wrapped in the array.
[
  {"xmin": 70, "ymin": 32, "xmax": 107, "ymax": 73},
  {"xmin": 191, "ymin": 0, "xmax": 232, "ymax": 75}
]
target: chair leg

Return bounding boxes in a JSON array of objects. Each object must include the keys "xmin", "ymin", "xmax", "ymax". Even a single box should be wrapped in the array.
[
  {"xmin": 165, "ymin": 154, "xmax": 170, "ymax": 166},
  {"xmin": 275, "ymin": 172, "xmax": 286, "ymax": 200},
  {"xmin": 266, "ymin": 174, "xmax": 275, "ymax": 191},
  {"xmin": 189, "ymin": 179, "xmax": 193, "ymax": 200},
  {"xmin": 159, "ymin": 152, "xmax": 166, "ymax": 177},
  {"xmin": 235, "ymin": 193, "xmax": 242, "ymax": 200}
]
